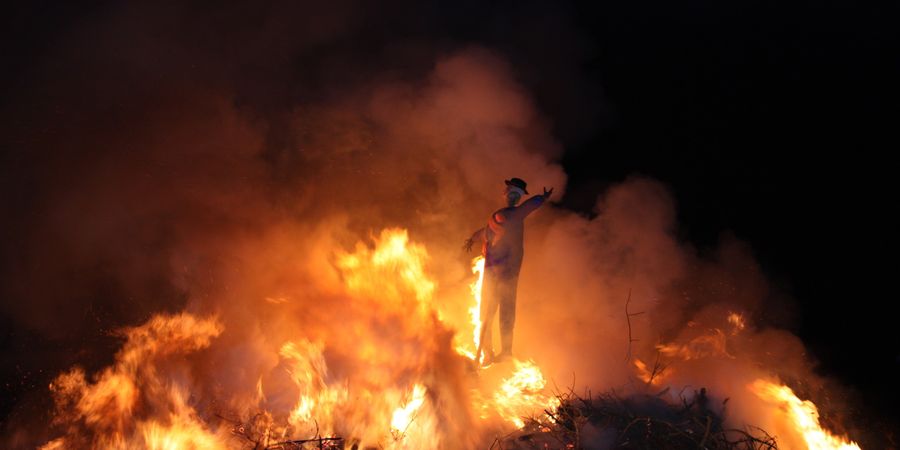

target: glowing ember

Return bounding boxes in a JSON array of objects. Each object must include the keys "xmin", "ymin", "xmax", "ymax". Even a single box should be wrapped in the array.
[{"xmin": 750, "ymin": 379, "xmax": 861, "ymax": 450}]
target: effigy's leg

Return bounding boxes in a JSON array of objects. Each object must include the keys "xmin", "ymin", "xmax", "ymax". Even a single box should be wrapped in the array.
[{"xmin": 498, "ymin": 272, "xmax": 519, "ymax": 357}]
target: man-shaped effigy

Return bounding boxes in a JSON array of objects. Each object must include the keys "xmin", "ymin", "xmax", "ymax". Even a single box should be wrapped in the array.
[{"xmin": 464, "ymin": 178, "xmax": 552, "ymax": 366}]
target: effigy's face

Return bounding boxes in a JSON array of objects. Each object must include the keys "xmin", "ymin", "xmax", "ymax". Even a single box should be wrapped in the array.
[{"xmin": 504, "ymin": 188, "xmax": 521, "ymax": 206}]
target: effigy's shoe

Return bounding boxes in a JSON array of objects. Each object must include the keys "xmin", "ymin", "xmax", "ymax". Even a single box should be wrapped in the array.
[{"xmin": 494, "ymin": 351, "xmax": 512, "ymax": 363}]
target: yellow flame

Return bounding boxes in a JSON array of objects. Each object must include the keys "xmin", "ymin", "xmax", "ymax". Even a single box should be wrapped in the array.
[
  {"xmin": 141, "ymin": 418, "xmax": 220, "ymax": 450},
  {"xmin": 750, "ymin": 379, "xmax": 861, "ymax": 450},
  {"xmin": 455, "ymin": 256, "xmax": 486, "ymax": 361},
  {"xmin": 279, "ymin": 340, "xmax": 349, "ymax": 436},
  {"xmin": 40, "ymin": 229, "xmax": 570, "ymax": 449},
  {"xmin": 336, "ymin": 228, "xmax": 435, "ymax": 309},
  {"xmin": 493, "ymin": 359, "xmax": 561, "ymax": 428},
  {"xmin": 43, "ymin": 314, "xmax": 225, "ymax": 449},
  {"xmin": 391, "ymin": 384, "xmax": 428, "ymax": 434},
  {"xmin": 470, "ymin": 256, "xmax": 486, "ymax": 354}
]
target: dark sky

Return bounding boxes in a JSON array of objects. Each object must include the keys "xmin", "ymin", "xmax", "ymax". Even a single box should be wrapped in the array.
[{"xmin": 2, "ymin": 0, "xmax": 898, "ymax": 441}]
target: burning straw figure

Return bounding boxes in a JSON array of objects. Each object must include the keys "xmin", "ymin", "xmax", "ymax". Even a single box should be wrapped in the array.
[{"xmin": 464, "ymin": 178, "xmax": 553, "ymax": 366}]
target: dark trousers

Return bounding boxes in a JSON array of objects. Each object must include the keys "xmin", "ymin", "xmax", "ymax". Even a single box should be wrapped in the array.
[{"xmin": 477, "ymin": 263, "xmax": 520, "ymax": 360}]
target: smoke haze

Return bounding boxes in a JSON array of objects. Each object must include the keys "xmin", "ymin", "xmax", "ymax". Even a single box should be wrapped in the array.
[{"xmin": 0, "ymin": 1, "xmax": 875, "ymax": 448}]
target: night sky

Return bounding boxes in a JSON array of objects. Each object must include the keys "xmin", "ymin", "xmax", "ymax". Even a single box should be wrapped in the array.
[{"xmin": 2, "ymin": 0, "xmax": 898, "ymax": 443}]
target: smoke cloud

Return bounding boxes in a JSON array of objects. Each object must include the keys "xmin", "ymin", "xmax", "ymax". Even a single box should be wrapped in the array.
[{"xmin": 0, "ymin": 1, "xmax": 866, "ymax": 448}]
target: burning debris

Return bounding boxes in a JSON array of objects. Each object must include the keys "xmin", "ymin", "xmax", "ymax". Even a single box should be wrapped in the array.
[
  {"xmin": 31, "ymin": 230, "xmax": 858, "ymax": 450},
  {"xmin": 500, "ymin": 387, "xmax": 777, "ymax": 450},
  {"xmin": 34, "ymin": 230, "xmax": 565, "ymax": 449},
  {"xmin": 222, "ymin": 412, "xmax": 344, "ymax": 449},
  {"xmin": 31, "ymin": 228, "xmax": 864, "ymax": 449},
  {"xmin": 500, "ymin": 381, "xmax": 860, "ymax": 450}
]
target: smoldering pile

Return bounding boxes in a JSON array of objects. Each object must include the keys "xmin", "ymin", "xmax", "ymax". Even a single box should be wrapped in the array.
[{"xmin": 499, "ymin": 387, "xmax": 778, "ymax": 450}]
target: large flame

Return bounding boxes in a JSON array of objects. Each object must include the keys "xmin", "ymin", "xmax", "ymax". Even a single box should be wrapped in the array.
[
  {"xmin": 750, "ymin": 379, "xmax": 861, "ymax": 450},
  {"xmin": 41, "ymin": 314, "xmax": 225, "ymax": 449},
  {"xmin": 38, "ymin": 228, "xmax": 864, "ymax": 449},
  {"xmin": 453, "ymin": 256, "xmax": 486, "ymax": 362},
  {"xmin": 336, "ymin": 228, "xmax": 435, "ymax": 307},
  {"xmin": 40, "ymin": 229, "xmax": 565, "ymax": 449},
  {"xmin": 391, "ymin": 384, "xmax": 427, "ymax": 436},
  {"xmin": 492, "ymin": 359, "xmax": 561, "ymax": 428}
]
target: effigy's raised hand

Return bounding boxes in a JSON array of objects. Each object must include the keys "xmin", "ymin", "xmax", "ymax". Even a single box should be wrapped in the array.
[
  {"xmin": 543, "ymin": 187, "xmax": 554, "ymax": 200},
  {"xmin": 463, "ymin": 238, "xmax": 475, "ymax": 252}
]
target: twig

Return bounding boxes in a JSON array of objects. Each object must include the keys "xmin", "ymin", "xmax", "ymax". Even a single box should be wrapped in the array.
[
  {"xmin": 646, "ymin": 350, "xmax": 668, "ymax": 386},
  {"xmin": 499, "ymin": 386, "xmax": 780, "ymax": 450},
  {"xmin": 264, "ymin": 437, "xmax": 343, "ymax": 450},
  {"xmin": 624, "ymin": 288, "xmax": 645, "ymax": 362}
]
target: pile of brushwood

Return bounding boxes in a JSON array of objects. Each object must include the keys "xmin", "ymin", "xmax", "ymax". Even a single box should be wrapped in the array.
[{"xmin": 496, "ymin": 387, "xmax": 778, "ymax": 450}]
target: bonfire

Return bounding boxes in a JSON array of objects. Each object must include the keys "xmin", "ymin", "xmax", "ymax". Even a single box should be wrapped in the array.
[{"xmin": 37, "ymin": 229, "xmax": 861, "ymax": 450}]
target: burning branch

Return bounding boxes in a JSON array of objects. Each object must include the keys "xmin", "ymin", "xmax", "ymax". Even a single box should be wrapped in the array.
[
  {"xmin": 645, "ymin": 351, "xmax": 669, "ymax": 386},
  {"xmin": 223, "ymin": 412, "xmax": 344, "ymax": 450},
  {"xmin": 264, "ymin": 437, "xmax": 344, "ymax": 450}
]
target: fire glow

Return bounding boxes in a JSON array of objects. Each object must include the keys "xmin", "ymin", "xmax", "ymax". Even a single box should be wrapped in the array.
[
  {"xmin": 36, "ymin": 228, "xmax": 862, "ymax": 449},
  {"xmin": 751, "ymin": 380, "xmax": 861, "ymax": 450},
  {"xmin": 39, "ymin": 229, "xmax": 562, "ymax": 449},
  {"xmin": 453, "ymin": 256, "xmax": 486, "ymax": 363}
]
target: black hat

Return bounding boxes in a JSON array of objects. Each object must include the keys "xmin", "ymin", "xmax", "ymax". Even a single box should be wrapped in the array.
[{"xmin": 504, "ymin": 178, "xmax": 529, "ymax": 195}]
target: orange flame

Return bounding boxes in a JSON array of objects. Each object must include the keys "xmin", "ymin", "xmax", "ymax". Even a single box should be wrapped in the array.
[
  {"xmin": 38, "ymin": 228, "xmax": 607, "ymax": 448},
  {"xmin": 469, "ymin": 256, "xmax": 486, "ymax": 356},
  {"xmin": 750, "ymin": 379, "xmax": 860, "ymax": 450},
  {"xmin": 634, "ymin": 315, "xmax": 861, "ymax": 449},
  {"xmin": 280, "ymin": 340, "xmax": 347, "ymax": 434},
  {"xmin": 41, "ymin": 314, "xmax": 224, "ymax": 449},
  {"xmin": 727, "ymin": 311, "xmax": 746, "ymax": 335},
  {"xmin": 492, "ymin": 359, "xmax": 561, "ymax": 428},
  {"xmin": 391, "ymin": 384, "xmax": 427, "ymax": 435},
  {"xmin": 632, "ymin": 358, "xmax": 669, "ymax": 385},
  {"xmin": 336, "ymin": 228, "xmax": 435, "ymax": 309},
  {"xmin": 454, "ymin": 256, "xmax": 486, "ymax": 361}
]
